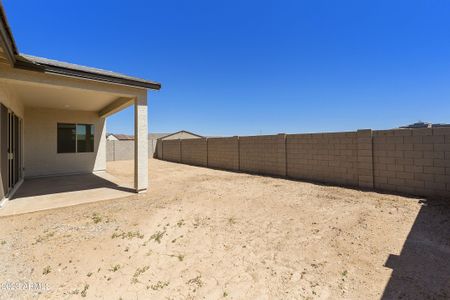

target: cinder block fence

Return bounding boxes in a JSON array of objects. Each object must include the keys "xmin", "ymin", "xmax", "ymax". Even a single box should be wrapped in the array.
[
  {"xmin": 107, "ymin": 139, "xmax": 158, "ymax": 161},
  {"xmin": 155, "ymin": 128, "xmax": 450, "ymax": 199}
]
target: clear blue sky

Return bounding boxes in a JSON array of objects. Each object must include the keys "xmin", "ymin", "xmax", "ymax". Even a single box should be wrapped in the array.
[{"xmin": 4, "ymin": 0, "xmax": 450, "ymax": 136}]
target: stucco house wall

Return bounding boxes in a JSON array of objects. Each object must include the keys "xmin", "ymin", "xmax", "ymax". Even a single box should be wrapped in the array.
[
  {"xmin": 0, "ymin": 81, "xmax": 24, "ymax": 118},
  {"xmin": 24, "ymin": 107, "xmax": 106, "ymax": 178}
]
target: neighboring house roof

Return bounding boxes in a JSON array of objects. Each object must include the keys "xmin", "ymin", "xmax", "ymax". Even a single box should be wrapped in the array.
[
  {"xmin": 399, "ymin": 122, "xmax": 450, "ymax": 129},
  {"xmin": 157, "ymin": 130, "xmax": 204, "ymax": 140},
  {"xmin": 0, "ymin": 2, "xmax": 160, "ymax": 90},
  {"xmin": 108, "ymin": 134, "xmax": 135, "ymax": 141},
  {"xmin": 148, "ymin": 133, "xmax": 170, "ymax": 139},
  {"xmin": 108, "ymin": 133, "xmax": 171, "ymax": 140},
  {"xmin": 113, "ymin": 134, "xmax": 134, "ymax": 141},
  {"xmin": 400, "ymin": 122, "xmax": 432, "ymax": 129},
  {"xmin": 431, "ymin": 123, "xmax": 450, "ymax": 128}
]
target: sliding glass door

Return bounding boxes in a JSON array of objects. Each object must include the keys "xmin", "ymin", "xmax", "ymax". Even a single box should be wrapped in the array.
[{"xmin": 5, "ymin": 109, "xmax": 22, "ymax": 193}]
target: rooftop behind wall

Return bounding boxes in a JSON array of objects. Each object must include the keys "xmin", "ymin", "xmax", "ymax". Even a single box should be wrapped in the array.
[{"xmin": 155, "ymin": 128, "xmax": 450, "ymax": 199}]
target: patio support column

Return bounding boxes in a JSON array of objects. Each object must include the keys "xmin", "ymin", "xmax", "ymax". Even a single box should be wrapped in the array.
[{"xmin": 134, "ymin": 93, "xmax": 148, "ymax": 193}]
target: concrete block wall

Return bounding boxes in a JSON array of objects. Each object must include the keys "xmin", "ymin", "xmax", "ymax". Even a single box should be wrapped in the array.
[
  {"xmin": 155, "ymin": 139, "xmax": 163, "ymax": 159},
  {"xmin": 181, "ymin": 139, "xmax": 207, "ymax": 167},
  {"xmin": 357, "ymin": 129, "xmax": 374, "ymax": 189},
  {"xmin": 107, "ymin": 140, "xmax": 159, "ymax": 162},
  {"xmin": 106, "ymin": 141, "xmax": 115, "ymax": 161},
  {"xmin": 112, "ymin": 140, "xmax": 134, "ymax": 161},
  {"xmin": 162, "ymin": 139, "xmax": 181, "ymax": 162},
  {"xmin": 286, "ymin": 132, "xmax": 359, "ymax": 186},
  {"xmin": 373, "ymin": 128, "xmax": 450, "ymax": 198},
  {"xmin": 239, "ymin": 134, "xmax": 286, "ymax": 176},
  {"xmin": 207, "ymin": 137, "xmax": 239, "ymax": 171},
  {"xmin": 156, "ymin": 129, "xmax": 450, "ymax": 199},
  {"xmin": 148, "ymin": 140, "xmax": 157, "ymax": 157}
]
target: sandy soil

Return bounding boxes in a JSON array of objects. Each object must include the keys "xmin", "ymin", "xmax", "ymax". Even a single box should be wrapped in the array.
[{"xmin": 0, "ymin": 159, "xmax": 449, "ymax": 299}]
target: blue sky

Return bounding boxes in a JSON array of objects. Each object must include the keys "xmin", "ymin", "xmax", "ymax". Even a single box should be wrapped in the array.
[{"xmin": 4, "ymin": 0, "xmax": 450, "ymax": 136}]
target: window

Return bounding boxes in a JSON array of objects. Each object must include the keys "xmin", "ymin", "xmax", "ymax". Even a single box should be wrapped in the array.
[
  {"xmin": 57, "ymin": 123, "xmax": 94, "ymax": 153},
  {"xmin": 57, "ymin": 123, "xmax": 76, "ymax": 153},
  {"xmin": 76, "ymin": 124, "xmax": 94, "ymax": 152}
]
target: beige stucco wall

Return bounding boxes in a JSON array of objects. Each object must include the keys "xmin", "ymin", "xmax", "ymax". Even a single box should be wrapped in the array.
[
  {"xmin": 0, "ymin": 82, "xmax": 25, "ymax": 201},
  {"xmin": 24, "ymin": 107, "xmax": 106, "ymax": 178},
  {"xmin": 0, "ymin": 81, "xmax": 24, "ymax": 118}
]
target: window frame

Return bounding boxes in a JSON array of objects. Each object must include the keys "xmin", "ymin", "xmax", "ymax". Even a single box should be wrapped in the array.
[{"xmin": 57, "ymin": 123, "xmax": 95, "ymax": 154}]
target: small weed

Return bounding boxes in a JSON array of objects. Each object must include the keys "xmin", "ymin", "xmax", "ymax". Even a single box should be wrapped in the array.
[
  {"xmin": 150, "ymin": 231, "xmax": 165, "ymax": 243},
  {"xmin": 42, "ymin": 266, "xmax": 51, "ymax": 275},
  {"xmin": 112, "ymin": 230, "xmax": 144, "ymax": 240},
  {"xmin": 341, "ymin": 270, "xmax": 348, "ymax": 281},
  {"xmin": 133, "ymin": 266, "xmax": 150, "ymax": 278},
  {"xmin": 187, "ymin": 275, "xmax": 203, "ymax": 288},
  {"xmin": 34, "ymin": 231, "xmax": 55, "ymax": 244},
  {"xmin": 87, "ymin": 272, "xmax": 93, "ymax": 277},
  {"xmin": 81, "ymin": 284, "xmax": 89, "ymax": 297},
  {"xmin": 124, "ymin": 247, "xmax": 129, "ymax": 252},
  {"xmin": 193, "ymin": 217, "xmax": 201, "ymax": 228},
  {"xmin": 177, "ymin": 219, "xmax": 185, "ymax": 227},
  {"xmin": 91, "ymin": 213, "xmax": 102, "ymax": 224},
  {"xmin": 109, "ymin": 264, "xmax": 121, "ymax": 272},
  {"xmin": 151, "ymin": 281, "xmax": 169, "ymax": 290},
  {"xmin": 0, "ymin": 240, "xmax": 6, "ymax": 245},
  {"xmin": 228, "ymin": 217, "xmax": 236, "ymax": 225},
  {"xmin": 223, "ymin": 291, "xmax": 228, "ymax": 297},
  {"xmin": 169, "ymin": 254, "xmax": 184, "ymax": 261}
]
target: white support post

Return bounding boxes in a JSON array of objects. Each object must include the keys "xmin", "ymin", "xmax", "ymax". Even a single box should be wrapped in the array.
[{"xmin": 134, "ymin": 93, "xmax": 148, "ymax": 192}]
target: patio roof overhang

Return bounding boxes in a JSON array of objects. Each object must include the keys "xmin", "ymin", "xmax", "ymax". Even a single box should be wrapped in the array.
[
  {"xmin": 15, "ymin": 55, "xmax": 161, "ymax": 91},
  {"xmin": 0, "ymin": 65, "xmax": 142, "ymax": 117}
]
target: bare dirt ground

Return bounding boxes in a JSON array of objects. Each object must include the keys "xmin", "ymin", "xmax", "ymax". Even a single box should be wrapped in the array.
[{"xmin": 0, "ymin": 159, "xmax": 449, "ymax": 299}]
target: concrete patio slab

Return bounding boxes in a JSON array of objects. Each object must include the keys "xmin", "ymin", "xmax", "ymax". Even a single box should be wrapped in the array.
[{"xmin": 0, "ymin": 171, "xmax": 135, "ymax": 216}]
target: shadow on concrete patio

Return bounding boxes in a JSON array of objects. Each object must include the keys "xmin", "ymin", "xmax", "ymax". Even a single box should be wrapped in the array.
[
  {"xmin": 12, "ymin": 172, "xmax": 134, "ymax": 199},
  {"xmin": 0, "ymin": 172, "xmax": 135, "ymax": 216},
  {"xmin": 382, "ymin": 198, "xmax": 450, "ymax": 299}
]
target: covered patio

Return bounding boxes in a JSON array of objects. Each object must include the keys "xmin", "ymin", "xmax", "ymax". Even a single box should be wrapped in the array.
[
  {"xmin": 0, "ymin": 170, "xmax": 135, "ymax": 216},
  {"xmin": 0, "ymin": 2, "xmax": 160, "ymax": 213}
]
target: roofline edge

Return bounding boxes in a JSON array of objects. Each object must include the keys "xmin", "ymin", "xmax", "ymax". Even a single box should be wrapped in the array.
[
  {"xmin": 14, "ymin": 58, "xmax": 161, "ymax": 90},
  {"xmin": 0, "ymin": 0, "xmax": 18, "ymax": 65}
]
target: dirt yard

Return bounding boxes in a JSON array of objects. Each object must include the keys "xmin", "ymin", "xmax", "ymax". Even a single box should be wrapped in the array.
[{"xmin": 0, "ymin": 159, "xmax": 449, "ymax": 299}]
